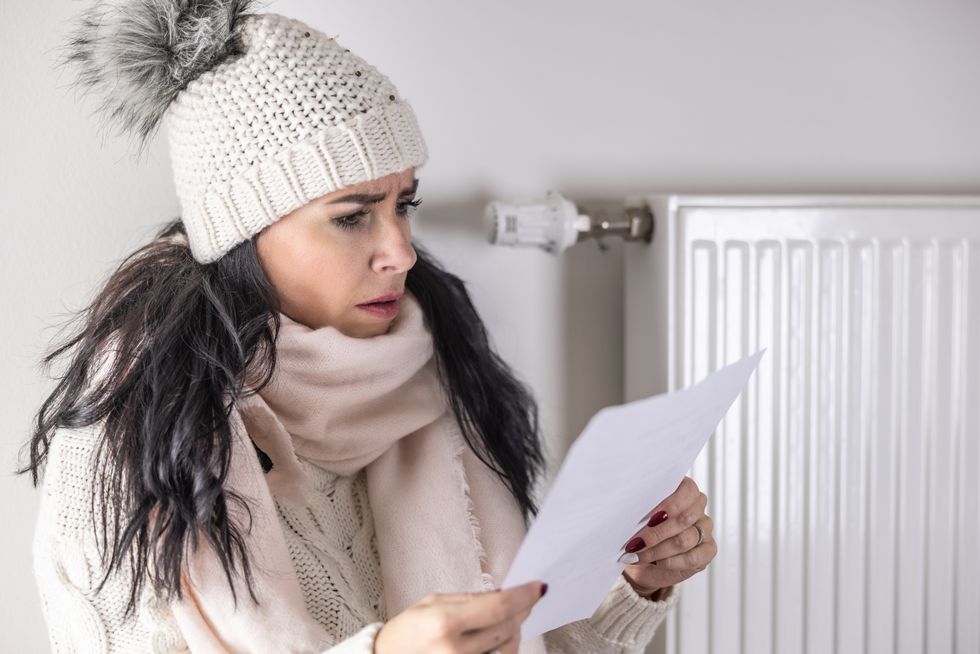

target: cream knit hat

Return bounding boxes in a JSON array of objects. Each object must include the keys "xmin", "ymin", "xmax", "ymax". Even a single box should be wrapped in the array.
[{"xmin": 60, "ymin": 1, "xmax": 429, "ymax": 264}]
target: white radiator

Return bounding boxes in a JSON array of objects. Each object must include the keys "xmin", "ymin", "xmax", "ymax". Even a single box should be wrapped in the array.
[{"xmin": 623, "ymin": 195, "xmax": 980, "ymax": 654}]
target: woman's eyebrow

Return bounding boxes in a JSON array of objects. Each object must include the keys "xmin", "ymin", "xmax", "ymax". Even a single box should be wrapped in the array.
[{"xmin": 326, "ymin": 178, "xmax": 419, "ymax": 205}]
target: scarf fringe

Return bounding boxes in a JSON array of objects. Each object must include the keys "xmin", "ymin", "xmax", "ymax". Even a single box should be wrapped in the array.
[{"xmin": 446, "ymin": 415, "xmax": 497, "ymax": 592}]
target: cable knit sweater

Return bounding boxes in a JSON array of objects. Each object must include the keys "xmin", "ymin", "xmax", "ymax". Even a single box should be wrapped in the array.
[{"xmin": 33, "ymin": 421, "xmax": 679, "ymax": 653}]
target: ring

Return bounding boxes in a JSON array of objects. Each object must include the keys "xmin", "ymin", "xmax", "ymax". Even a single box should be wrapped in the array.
[{"xmin": 693, "ymin": 521, "xmax": 705, "ymax": 547}]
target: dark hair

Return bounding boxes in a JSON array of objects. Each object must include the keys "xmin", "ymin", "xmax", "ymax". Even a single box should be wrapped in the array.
[{"xmin": 15, "ymin": 217, "xmax": 545, "ymax": 618}]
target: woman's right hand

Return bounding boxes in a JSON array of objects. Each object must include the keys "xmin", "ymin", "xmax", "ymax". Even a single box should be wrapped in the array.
[{"xmin": 373, "ymin": 580, "xmax": 547, "ymax": 654}]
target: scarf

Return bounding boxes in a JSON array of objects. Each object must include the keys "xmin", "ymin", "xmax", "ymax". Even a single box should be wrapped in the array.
[{"xmin": 172, "ymin": 287, "xmax": 548, "ymax": 652}]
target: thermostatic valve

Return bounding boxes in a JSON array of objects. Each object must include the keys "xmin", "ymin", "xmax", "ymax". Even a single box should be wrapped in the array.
[
  {"xmin": 485, "ymin": 189, "xmax": 654, "ymax": 254},
  {"xmin": 485, "ymin": 190, "xmax": 584, "ymax": 254}
]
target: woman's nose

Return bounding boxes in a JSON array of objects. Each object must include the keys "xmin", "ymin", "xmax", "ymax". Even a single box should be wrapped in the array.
[{"xmin": 372, "ymin": 210, "xmax": 416, "ymax": 273}]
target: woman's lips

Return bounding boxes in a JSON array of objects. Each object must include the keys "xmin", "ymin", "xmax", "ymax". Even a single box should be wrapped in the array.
[{"xmin": 356, "ymin": 298, "xmax": 399, "ymax": 318}]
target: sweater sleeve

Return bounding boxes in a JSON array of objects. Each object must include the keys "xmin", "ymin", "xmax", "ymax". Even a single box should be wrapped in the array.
[
  {"xmin": 31, "ymin": 422, "xmax": 386, "ymax": 654},
  {"xmin": 541, "ymin": 572, "xmax": 679, "ymax": 653}
]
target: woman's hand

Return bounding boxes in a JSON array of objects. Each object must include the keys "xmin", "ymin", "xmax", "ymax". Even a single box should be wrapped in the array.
[
  {"xmin": 618, "ymin": 476, "xmax": 716, "ymax": 598},
  {"xmin": 374, "ymin": 580, "xmax": 547, "ymax": 654}
]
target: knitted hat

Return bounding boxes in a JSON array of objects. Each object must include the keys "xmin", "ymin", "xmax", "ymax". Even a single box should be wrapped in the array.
[{"xmin": 59, "ymin": 1, "xmax": 429, "ymax": 264}]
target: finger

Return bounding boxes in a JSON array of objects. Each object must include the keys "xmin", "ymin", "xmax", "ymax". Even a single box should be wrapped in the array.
[
  {"xmin": 644, "ymin": 513, "xmax": 714, "ymax": 563},
  {"xmin": 635, "ymin": 477, "xmax": 702, "ymax": 539},
  {"xmin": 500, "ymin": 603, "xmax": 536, "ymax": 654},
  {"xmin": 645, "ymin": 476, "xmax": 701, "ymax": 522},
  {"xmin": 501, "ymin": 630, "xmax": 522, "ymax": 654},
  {"xmin": 619, "ymin": 490, "xmax": 707, "ymax": 564},
  {"xmin": 653, "ymin": 539, "xmax": 717, "ymax": 571},
  {"xmin": 639, "ymin": 489, "xmax": 708, "ymax": 550},
  {"xmin": 420, "ymin": 579, "xmax": 535, "ymax": 605},
  {"xmin": 460, "ymin": 607, "xmax": 533, "ymax": 654},
  {"xmin": 479, "ymin": 594, "xmax": 537, "ymax": 654},
  {"xmin": 436, "ymin": 580, "xmax": 545, "ymax": 633},
  {"xmin": 456, "ymin": 616, "xmax": 518, "ymax": 654}
]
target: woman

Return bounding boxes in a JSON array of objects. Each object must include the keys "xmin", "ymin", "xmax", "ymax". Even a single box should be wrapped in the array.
[{"xmin": 18, "ymin": 2, "xmax": 716, "ymax": 652}]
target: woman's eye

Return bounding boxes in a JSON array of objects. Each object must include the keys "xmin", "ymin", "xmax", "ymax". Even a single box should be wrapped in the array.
[
  {"xmin": 334, "ymin": 209, "xmax": 370, "ymax": 231},
  {"xmin": 333, "ymin": 197, "xmax": 423, "ymax": 231},
  {"xmin": 397, "ymin": 197, "xmax": 423, "ymax": 216}
]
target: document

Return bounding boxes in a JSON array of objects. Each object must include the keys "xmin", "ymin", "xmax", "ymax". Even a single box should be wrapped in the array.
[{"xmin": 504, "ymin": 349, "xmax": 766, "ymax": 640}]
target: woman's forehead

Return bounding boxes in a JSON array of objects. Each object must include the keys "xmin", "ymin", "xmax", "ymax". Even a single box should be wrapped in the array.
[{"xmin": 331, "ymin": 173, "xmax": 418, "ymax": 198}]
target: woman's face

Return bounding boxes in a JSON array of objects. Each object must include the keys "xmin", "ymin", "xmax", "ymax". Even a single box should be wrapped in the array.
[{"xmin": 255, "ymin": 167, "xmax": 420, "ymax": 338}]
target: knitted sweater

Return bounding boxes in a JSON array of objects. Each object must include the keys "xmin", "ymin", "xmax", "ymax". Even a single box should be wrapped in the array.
[{"xmin": 33, "ymin": 421, "xmax": 679, "ymax": 653}]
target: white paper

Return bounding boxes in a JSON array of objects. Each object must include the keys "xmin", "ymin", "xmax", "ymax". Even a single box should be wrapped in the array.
[{"xmin": 505, "ymin": 349, "xmax": 766, "ymax": 640}]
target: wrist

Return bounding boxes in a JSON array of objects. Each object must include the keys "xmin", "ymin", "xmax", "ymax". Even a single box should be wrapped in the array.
[{"xmin": 620, "ymin": 571, "xmax": 663, "ymax": 600}]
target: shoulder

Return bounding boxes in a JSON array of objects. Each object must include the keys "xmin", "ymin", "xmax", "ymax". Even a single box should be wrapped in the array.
[
  {"xmin": 41, "ymin": 421, "xmax": 105, "ymax": 484},
  {"xmin": 34, "ymin": 422, "xmax": 107, "ymax": 539}
]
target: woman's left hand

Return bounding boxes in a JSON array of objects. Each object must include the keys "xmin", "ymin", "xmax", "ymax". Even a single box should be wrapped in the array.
[{"xmin": 618, "ymin": 476, "xmax": 716, "ymax": 598}]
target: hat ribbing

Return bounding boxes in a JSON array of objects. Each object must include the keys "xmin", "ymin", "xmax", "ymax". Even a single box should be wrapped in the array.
[{"xmin": 165, "ymin": 12, "xmax": 429, "ymax": 263}]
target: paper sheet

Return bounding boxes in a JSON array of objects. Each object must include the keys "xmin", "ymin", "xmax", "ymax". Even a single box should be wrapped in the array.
[{"xmin": 504, "ymin": 349, "xmax": 766, "ymax": 640}]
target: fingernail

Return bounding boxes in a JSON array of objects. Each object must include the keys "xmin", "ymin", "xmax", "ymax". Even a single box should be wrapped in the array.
[
  {"xmin": 647, "ymin": 511, "xmax": 668, "ymax": 527},
  {"xmin": 618, "ymin": 552, "xmax": 640, "ymax": 564},
  {"xmin": 540, "ymin": 583, "xmax": 548, "ymax": 597},
  {"xmin": 625, "ymin": 537, "xmax": 646, "ymax": 553}
]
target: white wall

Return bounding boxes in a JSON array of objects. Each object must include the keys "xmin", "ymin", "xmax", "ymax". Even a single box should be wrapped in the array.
[{"xmin": 2, "ymin": 0, "xmax": 978, "ymax": 649}]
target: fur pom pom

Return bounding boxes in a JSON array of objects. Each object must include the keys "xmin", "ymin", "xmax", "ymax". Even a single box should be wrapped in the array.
[{"xmin": 56, "ymin": 0, "xmax": 263, "ymax": 158}]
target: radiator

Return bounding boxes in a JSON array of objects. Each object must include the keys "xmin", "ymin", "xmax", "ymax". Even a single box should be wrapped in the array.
[{"xmin": 623, "ymin": 195, "xmax": 980, "ymax": 654}]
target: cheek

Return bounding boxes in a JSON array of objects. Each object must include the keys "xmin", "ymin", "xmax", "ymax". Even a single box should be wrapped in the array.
[{"xmin": 260, "ymin": 227, "xmax": 361, "ymax": 308}]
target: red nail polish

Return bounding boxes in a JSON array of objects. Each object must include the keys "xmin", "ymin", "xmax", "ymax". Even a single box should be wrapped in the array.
[
  {"xmin": 540, "ymin": 583, "xmax": 549, "ymax": 597},
  {"xmin": 647, "ymin": 511, "xmax": 668, "ymax": 528},
  {"xmin": 625, "ymin": 536, "xmax": 646, "ymax": 553}
]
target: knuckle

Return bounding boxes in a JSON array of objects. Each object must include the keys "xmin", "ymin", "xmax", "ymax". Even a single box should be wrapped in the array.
[{"xmin": 677, "ymin": 508, "xmax": 696, "ymax": 526}]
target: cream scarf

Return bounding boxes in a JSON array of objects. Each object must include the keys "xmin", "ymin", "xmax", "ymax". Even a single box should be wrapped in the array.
[{"xmin": 172, "ymin": 288, "xmax": 548, "ymax": 652}]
